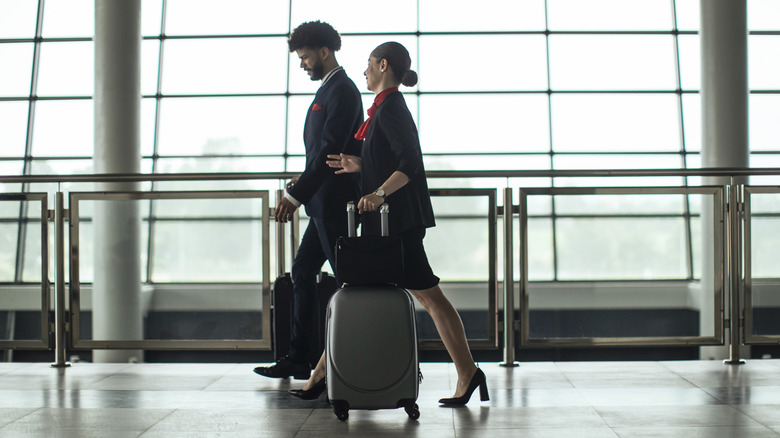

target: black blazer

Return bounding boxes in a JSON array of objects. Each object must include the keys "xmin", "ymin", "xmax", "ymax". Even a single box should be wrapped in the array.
[
  {"xmin": 288, "ymin": 69, "xmax": 363, "ymax": 218},
  {"xmin": 360, "ymin": 91, "xmax": 435, "ymax": 235}
]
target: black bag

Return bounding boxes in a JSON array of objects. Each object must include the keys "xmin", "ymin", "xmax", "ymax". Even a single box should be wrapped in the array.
[
  {"xmin": 271, "ymin": 272, "xmax": 338, "ymax": 366},
  {"xmin": 335, "ymin": 202, "xmax": 403, "ymax": 286}
]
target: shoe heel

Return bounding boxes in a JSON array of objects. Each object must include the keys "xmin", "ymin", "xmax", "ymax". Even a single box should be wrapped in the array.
[
  {"xmin": 293, "ymin": 373, "xmax": 311, "ymax": 380},
  {"xmin": 479, "ymin": 381, "xmax": 489, "ymax": 401}
]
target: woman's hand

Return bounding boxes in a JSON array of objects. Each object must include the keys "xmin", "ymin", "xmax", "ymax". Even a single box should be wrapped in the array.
[
  {"xmin": 326, "ymin": 154, "xmax": 361, "ymax": 174},
  {"xmin": 357, "ymin": 193, "xmax": 384, "ymax": 214}
]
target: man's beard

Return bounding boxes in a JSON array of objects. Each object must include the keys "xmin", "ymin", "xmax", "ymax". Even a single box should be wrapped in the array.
[{"xmin": 309, "ymin": 59, "xmax": 324, "ymax": 81}]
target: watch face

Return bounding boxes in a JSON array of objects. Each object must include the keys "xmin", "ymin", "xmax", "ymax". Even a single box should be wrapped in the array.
[{"xmin": 376, "ymin": 189, "xmax": 385, "ymax": 197}]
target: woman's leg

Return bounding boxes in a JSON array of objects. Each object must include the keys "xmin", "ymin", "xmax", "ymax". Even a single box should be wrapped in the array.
[
  {"xmin": 408, "ymin": 285, "xmax": 478, "ymax": 398},
  {"xmin": 300, "ymin": 350, "xmax": 327, "ymax": 391}
]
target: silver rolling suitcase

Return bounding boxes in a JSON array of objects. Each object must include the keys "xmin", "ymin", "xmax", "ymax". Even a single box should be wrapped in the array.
[{"xmin": 326, "ymin": 203, "xmax": 420, "ymax": 421}]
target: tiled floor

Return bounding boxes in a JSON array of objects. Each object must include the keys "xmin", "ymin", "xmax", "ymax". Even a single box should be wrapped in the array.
[{"xmin": 1, "ymin": 359, "xmax": 779, "ymax": 437}]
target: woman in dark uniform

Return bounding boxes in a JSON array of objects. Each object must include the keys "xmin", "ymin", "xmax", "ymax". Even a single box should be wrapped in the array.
[{"xmin": 290, "ymin": 41, "xmax": 488, "ymax": 406}]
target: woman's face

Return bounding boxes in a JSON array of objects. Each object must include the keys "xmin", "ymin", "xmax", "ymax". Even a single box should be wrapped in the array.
[{"xmin": 363, "ymin": 56, "xmax": 383, "ymax": 93}]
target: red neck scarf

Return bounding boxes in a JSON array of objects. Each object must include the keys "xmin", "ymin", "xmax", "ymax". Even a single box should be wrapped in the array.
[{"xmin": 354, "ymin": 87, "xmax": 398, "ymax": 140}]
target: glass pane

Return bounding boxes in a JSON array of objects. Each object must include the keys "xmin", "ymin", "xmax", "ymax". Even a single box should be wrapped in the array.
[
  {"xmin": 0, "ymin": 161, "xmax": 24, "ymax": 193},
  {"xmin": 157, "ymin": 96, "xmax": 286, "ymax": 156},
  {"xmin": 553, "ymin": 154, "xmax": 685, "ymax": 187},
  {"xmin": 31, "ymin": 100, "xmax": 93, "ymax": 157},
  {"xmin": 0, "ymin": 223, "xmax": 18, "ymax": 282},
  {"xmin": 548, "ymin": 0, "xmax": 674, "ymax": 31},
  {"xmin": 555, "ymin": 193, "xmax": 687, "ymax": 215},
  {"xmin": 151, "ymin": 220, "xmax": 263, "ymax": 282},
  {"xmin": 0, "ymin": 43, "xmax": 34, "ymax": 96},
  {"xmin": 750, "ymin": 155, "xmax": 780, "ymax": 186},
  {"xmin": 161, "ymin": 37, "xmax": 287, "ymax": 94},
  {"xmin": 73, "ymin": 200, "xmax": 151, "ymax": 285},
  {"xmin": 749, "ymin": 0, "xmax": 780, "ymax": 31},
  {"xmin": 750, "ymin": 282, "xmax": 780, "ymax": 336},
  {"xmin": 144, "ymin": 308, "xmax": 262, "ymax": 341},
  {"xmin": 750, "ymin": 36, "xmax": 780, "ymax": 90},
  {"xmin": 142, "ymin": 39, "xmax": 160, "ymax": 96},
  {"xmin": 154, "ymin": 157, "xmax": 283, "ymax": 191},
  {"xmin": 423, "ymin": 154, "xmax": 550, "ymax": 172},
  {"xmin": 751, "ymin": 95, "xmax": 780, "ymax": 152},
  {"xmin": 153, "ymin": 197, "xmax": 264, "ymax": 219},
  {"xmin": 419, "ymin": 94, "xmax": 550, "ymax": 153},
  {"xmin": 21, "ymin": 214, "xmax": 45, "ymax": 283},
  {"xmin": 551, "ymin": 94, "xmax": 681, "ymax": 152},
  {"xmin": 677, "ymin": 35, "xmax": 700, "ymax": 91},
  {"xmin": 0, "ymin": 0, "xmax": 38, "ymax": 38},
  {"xmin": 750, "ymin": 192, "xmax": 780, "ymax": 214},
  {"xmin": 526, "ymin": 217, "xmax": 555, "ymax": 281},
  {"xmin": 0, "ymin": 197, "xmax": 20, "ymax": 219},
  {"xmin": 751, "ymin": 217, "xmax": 780, "ymax": 278},
  {"xmin": 36, "ymin": 41, "xmax": 93, "ymax": 97},
  {"xmin": 141, "ymin": 0, "xmax": 163, "ymax": 36},
  {"xmin": 41, "ymin": 0, "xmax": 93, "ymax": 38},
  {"xmin": 420, "ymin": 35, "xmax": 548, "ymax": 92},
  {"xmin": 681, "ymin": 94, "xmax": 701, "ymax": 152},
  {"xmin": 290, "ymin": 0, "xmax": 417, "ymax": 33},
  {"xmin": 0, "ymin": 101, "xmax": 29, "ymax": 157},
  {"xmin": 424, "ymin": 195, "xmax": 492, "ymax": 281},
  {"xmin": 286, "ymin": 95, "xmax": 311, "ymax": 157},
  {"xmin": 675, "ymin": 0, "xmax": 700, "ymax": 31},
  {"xmin": 549, "ymin": 35, "xmax": 677, "ymax": 90},
  {"xmin": 420, "ymin": 0, "xmax": 546, "ymax": 31},
  {"xmin": 141, "ymin": 97, "xmax": 156, "ymax": 157},
  {"xmin": 166, "ymin": 0, "xmax": 289, "ymax": 35},
  {"xmin": 556, "ymin": 217, "xmax": 688, "ymax": 280}
]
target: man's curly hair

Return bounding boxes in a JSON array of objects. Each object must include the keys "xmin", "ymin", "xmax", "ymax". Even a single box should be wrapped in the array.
[{"xmin": 288, "ymin": 21, "xmax": 342, "ymax": 53}]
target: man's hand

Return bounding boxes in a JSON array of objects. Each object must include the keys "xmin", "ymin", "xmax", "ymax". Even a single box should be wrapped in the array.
[
  {"xmin": 275, "ymin": 198, "xmax": 298, "ymax": 223},
  {"xmin": 286, "ymin": 176, "xmax": 299, "ymax": 191}
]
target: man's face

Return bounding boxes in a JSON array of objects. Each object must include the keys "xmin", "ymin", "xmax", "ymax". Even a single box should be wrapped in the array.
[{"xmin": 296, "ymin": 47, "xmax": 325, "ymax": 81}]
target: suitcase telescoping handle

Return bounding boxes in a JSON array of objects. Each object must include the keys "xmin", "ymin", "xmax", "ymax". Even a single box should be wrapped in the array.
[{"xmin": 346, "ymin": 201, "xmax": 389, "ymax": 237}]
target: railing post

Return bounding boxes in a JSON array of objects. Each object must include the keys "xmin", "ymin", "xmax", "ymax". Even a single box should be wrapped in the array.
[
  {"xmin": 724, "ymin": 183, "xmax": 745, "ymax": 365},
  {"xmin": 51, "ymin": 192, "xmax": 70, "ymax": 368},
  {"xmin": 500, "ymin": 188, "xmax": 519, "ymax": 367}
]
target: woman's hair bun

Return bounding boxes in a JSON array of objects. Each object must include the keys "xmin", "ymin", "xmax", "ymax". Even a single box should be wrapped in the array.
[{"xmin": 401, "ymin": 70, "xmax": 418, "ymax": 87}]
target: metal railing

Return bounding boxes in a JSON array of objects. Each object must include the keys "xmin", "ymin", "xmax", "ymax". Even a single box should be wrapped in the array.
[{"xmin": 2, "ymin": 168, "xmax": 780, "ymax": 364}]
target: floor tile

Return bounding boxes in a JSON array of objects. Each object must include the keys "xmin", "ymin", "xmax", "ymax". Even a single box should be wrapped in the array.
[
  {"xmin": 0, "ymin": 360, "xmax": 778, "ymax": 436},
  {"xmin": 595, "ymin": 405, "xmax": 763, "ymax": 428},
  {"xmin": 613, "ymin": 426, "xmax": 779, "ymax": 438}
]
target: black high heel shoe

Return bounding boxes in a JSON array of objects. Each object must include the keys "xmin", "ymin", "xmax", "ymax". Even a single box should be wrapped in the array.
[
  {"xmin": 438, "ymin": 368, "xmax": 489, "ymax": 406},
  {"xmin": 288, "ymin": 377, "xmax": 326, "ymax": 400}
]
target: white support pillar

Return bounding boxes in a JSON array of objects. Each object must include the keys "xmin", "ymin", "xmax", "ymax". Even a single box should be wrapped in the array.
[
  {"xmin": 699, "ymin": 0, "xmax": 749, "ymax": 360},
  {"xmin": 92, "ymin": 0, "xmax": 143, "ymax": 363}
]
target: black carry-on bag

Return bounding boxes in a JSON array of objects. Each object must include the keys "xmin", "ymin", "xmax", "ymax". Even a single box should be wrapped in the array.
[
  {"xmin": 270, "ymin": 207, "xmax": 339, "ymax": 372},
  {"xmin": 326, "ymin": 202, "xmax": 421, "ymax": 421}
]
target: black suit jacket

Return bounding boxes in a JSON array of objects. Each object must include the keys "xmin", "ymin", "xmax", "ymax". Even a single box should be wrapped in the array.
[
  {"xmin": 360, "ymin": 91, "xmax": 435, "ymax": 235},
  {"xmin": 288, "ymin": 69, "xmax": 363, "ymax": 218}
]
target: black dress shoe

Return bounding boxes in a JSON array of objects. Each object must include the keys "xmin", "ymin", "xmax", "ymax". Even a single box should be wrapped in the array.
[
  {"xmin": 438, "ymin": 368, "xmax": 489, "ymax": 406},
  {"xmin": 288, "ymin": 377, "xmax": 326, "ymax": 400},
  {"xmin": 253, "ymin": 355, "xmax": 310, "ymax": 379}
]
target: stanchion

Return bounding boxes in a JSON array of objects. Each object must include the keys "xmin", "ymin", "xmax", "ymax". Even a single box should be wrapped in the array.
[
  {"xmin": 51, "ymin": 192, "xmax": 71, "ymax": 368},
  {"xmin": 500, "ymin": 188, "xmax": 519, "ymax": 367}
]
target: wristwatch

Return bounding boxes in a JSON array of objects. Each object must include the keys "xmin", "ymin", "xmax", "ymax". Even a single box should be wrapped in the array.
[{"xmin": 375, "ymin": 188, "xmax": 386, "ymax": 199}]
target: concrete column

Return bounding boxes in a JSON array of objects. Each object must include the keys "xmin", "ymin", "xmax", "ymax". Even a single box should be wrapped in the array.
[
  {"xmin": 92, "ymin": 0, "xmax": 143, "ymax": 362},
  {"xmin": 699, "ymin": 0, "xmax": 749, "ymax": 360}
]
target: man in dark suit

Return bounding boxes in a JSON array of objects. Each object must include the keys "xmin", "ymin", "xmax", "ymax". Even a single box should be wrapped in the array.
[{"xmin": 254, "ymin": 21, "xmax": 363, "ymax": 379}]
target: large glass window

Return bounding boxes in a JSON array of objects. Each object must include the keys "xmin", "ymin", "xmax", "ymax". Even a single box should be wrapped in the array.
[{"xmin": 1, "ymin": 0, "xmax": 779, "ymax": 285}]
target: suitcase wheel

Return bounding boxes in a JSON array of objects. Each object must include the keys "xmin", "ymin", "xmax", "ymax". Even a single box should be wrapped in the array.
[
  {"xmin": 404, "ymin": 403, "xmax": 420, "ymax": 420},
  {"xmin": 332, "ymin": 401, "xmax": 349, "ymax": 421}
]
